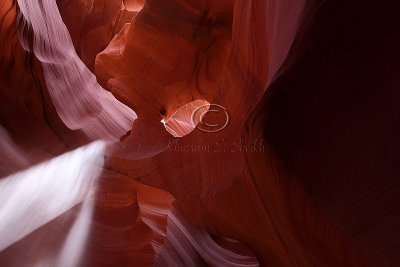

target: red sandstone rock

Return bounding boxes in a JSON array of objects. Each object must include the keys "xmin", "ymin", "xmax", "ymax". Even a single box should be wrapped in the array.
[{"xmin": 1, "ymin": 0, "xmax": 400, "ymax": 266}]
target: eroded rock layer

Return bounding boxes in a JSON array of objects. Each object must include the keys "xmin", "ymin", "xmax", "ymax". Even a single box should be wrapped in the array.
[{"xmin": 1, "ymin": 0, "xmax": 400, "ymax": 266}]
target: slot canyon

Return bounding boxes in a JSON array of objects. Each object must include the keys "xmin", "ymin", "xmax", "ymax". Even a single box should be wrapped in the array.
[{"xmin": 0, "ymin": 0, "xmax": 399, "ymax": 266}]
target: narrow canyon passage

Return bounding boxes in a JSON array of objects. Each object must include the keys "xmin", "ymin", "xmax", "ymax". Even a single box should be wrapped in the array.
[{"xmin": 0, "ymin": 0, "xmax": 399, "ymax": 266}]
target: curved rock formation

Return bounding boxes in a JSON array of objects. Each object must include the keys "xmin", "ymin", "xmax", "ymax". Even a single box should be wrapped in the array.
[{"xmin": 1, "ymin": 0, "xmax": 400, "ymax": 266}]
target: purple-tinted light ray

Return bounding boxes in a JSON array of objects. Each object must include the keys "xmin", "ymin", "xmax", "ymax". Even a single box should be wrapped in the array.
[{"xmin": 0, "ymin": 141, "xmax": 105, "ymax": 252}]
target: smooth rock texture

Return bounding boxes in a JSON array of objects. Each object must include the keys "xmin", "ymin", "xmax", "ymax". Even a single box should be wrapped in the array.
[{"xmin": 1, "ymin": 0, "xmax": 400, "ymax": 266}]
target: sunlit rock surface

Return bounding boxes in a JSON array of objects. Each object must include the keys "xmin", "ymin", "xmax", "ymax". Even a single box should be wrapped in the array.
[{"xmin": 1, "ymin": 0, "xmax": 400, "ymax": 266}]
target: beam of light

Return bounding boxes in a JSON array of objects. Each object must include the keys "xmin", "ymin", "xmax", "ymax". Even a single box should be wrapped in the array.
[
  {"xmin": 0, "ymin": 127, "xmax": 30, "ymax": 176},
  {"xmin": 56, "ymin": 196, "xmax": 94, "ymax": 267},
  {"xmin": 0, "ymin": 141, "xmax": 106, "ymax": 252}
]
